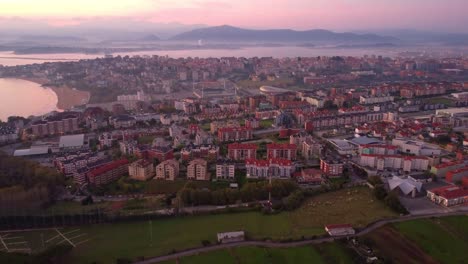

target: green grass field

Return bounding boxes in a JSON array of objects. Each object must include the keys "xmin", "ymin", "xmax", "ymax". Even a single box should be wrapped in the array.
[
  {"xmin": 137, "ymin": 135, "xmax": 156, "ymax": 145},
  {"xmin": 0, "ymin": 187, "xmax": 395, "ymax": 263},
  {"xmin": 423, "ymin": 97, "xmax": 456, "ymax": 107},
  {"xmin": 145, "ymin": 179, "xmax": 212, "ymax": 195},
  {"xmin": 160, "ymin": 242, "xmax": 356, "ymax": 264},
  {"xmin": 394, "ymin": 216, "xmax": 468, "ymax": 264}
]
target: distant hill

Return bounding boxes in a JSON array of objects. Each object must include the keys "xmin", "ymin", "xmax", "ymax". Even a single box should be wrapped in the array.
[
  {"xmin": 140, "ymin": 34, "xmax": 161, "ymax": 41},
  {"xmin": 16, "ymin": 35, "xmax": 86, "ymax": 42},
  {"xmin": 171, "ymin": 25, "xmax": 397, "ymax": 43}
]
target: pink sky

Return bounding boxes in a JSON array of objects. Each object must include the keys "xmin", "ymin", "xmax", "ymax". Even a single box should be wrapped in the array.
[{"xmin": 1, "ymin": 0, "xmax": 467, "ymax": 32}]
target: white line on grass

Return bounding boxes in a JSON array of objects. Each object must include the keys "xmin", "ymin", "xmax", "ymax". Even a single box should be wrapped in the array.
[{"xmin": 54, "ymin": 228, "xmax": 75, "ymax": 247}]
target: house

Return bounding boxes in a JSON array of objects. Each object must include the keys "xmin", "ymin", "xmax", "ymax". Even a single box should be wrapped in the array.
[
  {"xmin": 324, "ymin": 224, "xmax": 355, "ymax": 236},
  {"xmin": 155, "ymin": 159, "xmax": 180, "ymax": 181},
  {"xmin": 217, "ymin": 231, "xmax": 245, "ymax": 244},
  {"xmin": 128, "ymin": 159, "xmax": 154, "ymax": 181}
]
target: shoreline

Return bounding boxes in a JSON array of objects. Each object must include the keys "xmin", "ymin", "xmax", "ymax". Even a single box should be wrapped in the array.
[{"xmin": 13, "ymin": 77, "xmax": 90, "ymax": 110}]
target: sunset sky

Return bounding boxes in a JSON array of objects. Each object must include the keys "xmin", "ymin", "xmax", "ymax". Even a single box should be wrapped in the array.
[{"xmin": 1, "ymin": 0, "xmax": 467, "ymax": 32}]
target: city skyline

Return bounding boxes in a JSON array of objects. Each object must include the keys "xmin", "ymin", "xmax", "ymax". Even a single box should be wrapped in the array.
[{"xmin": 0, "ymin": 0, "xmax": 468, "ymax": 33}]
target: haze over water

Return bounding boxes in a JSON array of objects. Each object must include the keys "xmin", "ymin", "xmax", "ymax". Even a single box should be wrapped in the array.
[
  {"xmin": 0, "ymin": 78, "xmax": 58, "ymax": 121},
  {"xmin": 0, "ymin": 47, "xmax": 398, "ymax": 67}
]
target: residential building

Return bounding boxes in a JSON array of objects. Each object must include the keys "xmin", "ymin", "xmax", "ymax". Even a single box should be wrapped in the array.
[
  {"xmin": 245, "ymin": 158, "xmax": 295, "ymax": 179},
  {"xmin": 31, "ymin": 113, "xmax": 79, "ymax": 137},
  {"xmin": 0, "ymin": 125, "xmax": 18, "ymax": 144},
  {"xmin": 359, "ymin": 95, "xmax": 394, "ymax": 105},
  {"xmin": 320, "ymin": 158, "xmax": 344, "ymax": 177},
  {"xmin": 109, "ymin": 115, "xmax": 137, "ymax": 128},
  {"xmin": 227, "ymin": 143, "xmax": 257, "ymax": 161},
  {"xmin": 187, "ymin": 159, "xmax": 209, "ymax": 181},
  {"xmin": 87, "ymin": 159, "xmax": 129, "ymax": 186},
  {"xmin": 128, "ymin": 159, "xmax": 154, "ymax": 181},
  {"xmin": 267, "ymin": 143, "xmax": 297, "ymax": 160},
  {"xmin": 446, "ymin": 166, "xmax": 468, "ymax": 183},
  {"xmin": 430, "ymin": 161, "xmax": 465, "ymax": 178},
  {"xmin": 216, "ymin": 162, "xmax": 236, "ymax": 180},
  {"xmin": 181, "ymin": 145, "xmax": 219, "ymax": 161},
  {"xmin": 359, "ymin": 154, "xmax": 429, "ymax": 172},
  {"xmin": 218, "ymin": 126, "xmax": 253, "ymax": 142},
  {"xmin": 155, "ymin": 159, "xmax": 180, "ymax": 180},
  {"xmin": 245, "ymin": 118, "xmax": 260, "ymax": 129}
]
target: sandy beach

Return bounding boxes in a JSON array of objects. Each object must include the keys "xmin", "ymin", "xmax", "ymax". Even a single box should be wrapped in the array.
[{"xmin": 16, "ymin": 77, "xmax": 90, "ymax": 110}]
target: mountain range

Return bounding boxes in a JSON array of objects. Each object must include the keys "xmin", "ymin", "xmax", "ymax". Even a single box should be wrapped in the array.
[{"xmin": 170, "ymin": 25, "xmax": 396, "ymax": 43}]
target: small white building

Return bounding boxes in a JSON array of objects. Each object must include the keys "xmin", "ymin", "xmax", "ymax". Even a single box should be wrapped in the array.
[
  {"xmin": 324, "ymin": 224, "xmax": 355, "ymax": 237},
  {"xmin": 217, "ymin": 231, "xmax": 245, "ymax": 244}
]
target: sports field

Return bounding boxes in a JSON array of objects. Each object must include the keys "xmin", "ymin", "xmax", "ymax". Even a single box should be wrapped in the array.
[{"xmin": 0, "ymin": 187, "xmax": 395, "ymax": 263}]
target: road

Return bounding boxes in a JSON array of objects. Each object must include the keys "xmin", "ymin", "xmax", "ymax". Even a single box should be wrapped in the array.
[{"xmin": 135, "ymin": 210, "xmax": 468, "ymax": 264}]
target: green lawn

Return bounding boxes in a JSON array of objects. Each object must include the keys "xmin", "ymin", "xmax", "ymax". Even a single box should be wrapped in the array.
[
  {"xmin": 145, "ymin": 179, "xmax": 211, "ymax": 195},
  {"xmin": 137, "ymin": 135, "xmax": 156, "ymax": 144},
  {"xmin": 163, "ymin": 243, "xmax": 356, "ymax": 264},
  {"xmin": 1, "ymin": 187, "xmax": 395, "ymax": 263},
  {"xmin": 423, "ymin": 97, "xmax": 455, "ymax": 106},
  {"xmin": 46, "ymin": 201, "xmax": 111, "ymax": 215},
  {"xmin": 394, "ymin": 217, "xmax": 468, "ymax": 264},
  {"xmin": 259, "ymin": 119, "xmax": 274, "ymax": 129},
  {"xmin": 289, "ymin": 187, "xmax": 397, "ymax": 229}
]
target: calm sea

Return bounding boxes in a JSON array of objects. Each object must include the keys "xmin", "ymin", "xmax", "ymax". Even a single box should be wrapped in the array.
[{"xmin": 0, "ymin": 78, "xmax": 58, "ymax": 121}]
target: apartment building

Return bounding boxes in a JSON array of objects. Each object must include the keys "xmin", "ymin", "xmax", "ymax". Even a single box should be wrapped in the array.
[
  {"xmin": 128, "ymin": 159, "xmax": 155, "ymax": 181},
  {"xmin": 267, "ymin": 143, "xmax": 297, "ymax": 160},
  {"xmin": 245, "ymin": 158, "xmax": 295, "ymax": 179},
  {"xmin": 215, "ymin": 163, "xmax": 236, "ymax": 180},
  {"xmin": 227, "ymin": 143, "xmax": 257, "ymax": 161},
  {"xmin": 320, "ymin": 158, "xmax": 344, "ymax": 177},
  {"xmin": 359, "ymin": 154, "xmax": 429, "ymax": 172},
  {"xmin": 217, "ymin": 126, "xmax": 253, "ymax": 142},
  {"xmin": 187, "ymin": 159, "xmax": 209, "ymax": 181},
  {"xmin": 31, "ymin": 113, "xmax": 79, "ymax": 137},
  {"xmin": 87, "ymin": 159, "xmax": 129, "ymax": 186},
  {"xmin": 155, "ymin": 159, "xmax": 180, "ymax": 181}
]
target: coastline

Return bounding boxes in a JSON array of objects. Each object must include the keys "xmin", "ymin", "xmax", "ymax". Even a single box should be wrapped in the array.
[{"xmin": 13, "ymin": 77, "xmax": 90, "ymax": 110}]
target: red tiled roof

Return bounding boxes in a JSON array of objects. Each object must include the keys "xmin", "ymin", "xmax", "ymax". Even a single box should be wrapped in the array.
[
  {"xmin": 88, "ymin": 159, "xmax": 128, "ymax": 178},
  {"xmin": 429, "ymin": 185, "xmax": 468, "ymax": 199},
  {"xmin": 267, "ymin": 143, "xmax": 297, "ymax": 150},
  {"xmin": 325, "ymin": 224, "xmax": 353, "ymax": 230},
  {"xmin": 228, "ymin": 143, "xmax": 258, "ymax": 150},
  {"xmin": 433, "ymin": 161, "xmax": 464, "ymax": 169}
]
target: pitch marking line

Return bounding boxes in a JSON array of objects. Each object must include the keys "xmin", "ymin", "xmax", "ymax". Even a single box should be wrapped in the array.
[{"xmin": 54, "ymin": 228, "xmax": 75, "ymax": 247}]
